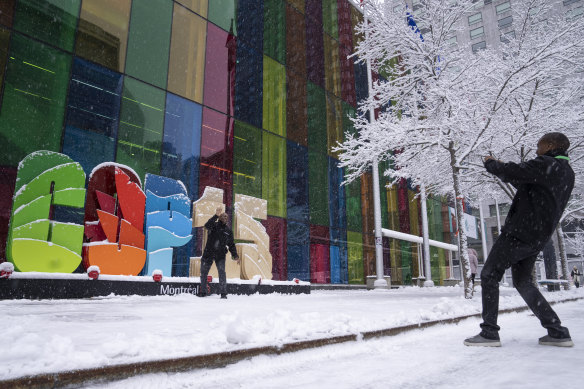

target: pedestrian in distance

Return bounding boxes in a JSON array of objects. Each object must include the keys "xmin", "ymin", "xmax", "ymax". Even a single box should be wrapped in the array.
[
  {"xmin": 199, "ymin": 207, "xmax": 239, "ymax": 299},
  {"xmin": 468, "ymin": 248, "xmax": 479, "ymax": 288},
  {"xmin": 464, "ymin": 132, "xmax": 575, "ymax": 348},
  {"xmin": 571, "ymin": 266, "xmax": 582, "ymax": 288}
]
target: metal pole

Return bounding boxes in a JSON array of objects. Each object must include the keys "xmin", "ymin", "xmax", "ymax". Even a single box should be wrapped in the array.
[
  {"xmin": 363, "ymin": 2, "xmax": 387, "ymax": 288},
  {"xmin": 420, "ymin": 185, "xmax": 433, "ymax": 286}
]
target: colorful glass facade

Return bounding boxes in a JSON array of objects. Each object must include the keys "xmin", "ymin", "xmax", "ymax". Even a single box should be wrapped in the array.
[{"xmin": 0, "ymin": 0, "xmax": 455, "ymax": 284}]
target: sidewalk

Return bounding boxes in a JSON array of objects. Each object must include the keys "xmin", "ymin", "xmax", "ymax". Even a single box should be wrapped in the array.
[{"xmin": 1, "ymin": 285, "xmax": 583, "ymax": 384}]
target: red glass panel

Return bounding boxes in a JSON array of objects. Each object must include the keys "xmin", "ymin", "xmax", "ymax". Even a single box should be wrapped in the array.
[
  {"xmin": 310, "ymin": 224, "xmax": 330, "ymax": 283},
  {"xmin": 203, "ymin": 23, "xmax": 236, "ymax": 115},
  {"xmin": 0, "ymin": 167, "xmax": 16, "ymax": 259},
  {"xmin": 262, "ymin": 215, "xmax": 287, "ymax": 281},
  {"xmin": 398, "ymin": 178, "xmax": 410, "ymax": 233}
]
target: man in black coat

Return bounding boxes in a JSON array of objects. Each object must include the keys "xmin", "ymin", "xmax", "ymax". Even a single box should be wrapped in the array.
[
  {"xmin": 465, "ymin": 132, "xmax": 575, "ymax": 347},
  {"xmin": 199, "ymin": 207, "xmax": 239, "ymax": 299}
]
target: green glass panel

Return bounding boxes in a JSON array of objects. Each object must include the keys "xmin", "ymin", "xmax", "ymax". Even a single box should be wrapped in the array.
[
  {"xmin": 326, "ymin": 93, "xmax": 342, "ymax": 158},
  {"xmin": 126, "ymin": 0, "xmax": 173, "ymax": 88},
  {"xmin": 347, "ymin": 230, "xmax": 363, "ymax": 284},
  {"xmin": 307, "ymin": 81, "xmax": 327, "ymax": 153},
  {"xmin": 308, "ymin": 150, "xmax": 328, "ymax": 226},
  {"xmin": 345, "ymin": 174, "xmax": 362, "ymax": 232},
  {"xmin": 401, "ymin": 240, "xmax": 412, "ymax": 284},
  {"xmin": 378, "ymin": 161, "xmax": 390, "ymax": 229},
  {"xmin": 0, "ymin": 27, "xmax": 9, "ymax": 87},
  {"xmin": 262, "ymin": 132, "xmax": 286, "ymax": 218},
  {"xmin": 263, "ymin": 56, "xmax": 286, "ymax": 136},
  {"xmin": 322, "ymin": 0, "xmax": 338, "ymax": 40},
  {"xmin": 342, "ymin": 101, "xmax": 356, "ymax": 137},
  {"xmin": 0, "ymin": 33, "xmax": 71, "ymax": 166},
  {"xmin": 14, "ymin": 0, "xmax": 80, "ymax": 52},
  {"xmin": 324, "ymin": 35, "xmax": 341, "ymax": 97},
  {"xmin": 288, "ymin": 0, "xmax": 304, "ymax": 13},
  {"xmin": 264, "ymin": 0, "xmax": 285, "ymax": 64},
  {"xmin": 234, "ymin": 121, "xmax": 262, "ymax": 198},
  {"xmin": 117, "ymin": 77, "xmax": 165, "ymax": 180},
  {"xmin": 208, "ymin": 0, "xmax": 236, "ymax": 34}
]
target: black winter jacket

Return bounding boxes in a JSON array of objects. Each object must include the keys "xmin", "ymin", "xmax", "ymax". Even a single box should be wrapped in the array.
[
  {"xmin": 484, "ymin": 150, "xmax": 574, "ymax": 249},
  {"xmin": 202, "ymin": 215, "xmax": 238, "ymax": 260}
]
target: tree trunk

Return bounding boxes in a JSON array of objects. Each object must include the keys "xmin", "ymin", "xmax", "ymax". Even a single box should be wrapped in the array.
[{"xmin": 556, "ymin": 226, "xmax": 571, "ymax": 291}]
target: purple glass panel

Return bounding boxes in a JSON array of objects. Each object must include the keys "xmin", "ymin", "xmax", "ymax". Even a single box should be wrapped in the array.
[
  {"xmin": 262, "ymin": 216, "xmax": 287, "ymax": 281},
  {"xmin": 305, "ymin": 0, "xmax": 324, "ymax": 88},
  {"xmin": 204, "ymin": 23, "xmax": 236, "ymax": 115}
]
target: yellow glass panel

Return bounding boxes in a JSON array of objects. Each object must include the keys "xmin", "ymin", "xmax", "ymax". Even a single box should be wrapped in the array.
[
  {"xmin": 262, "ymin": 56, "xmax": 286, "ymax": 136},
  {"xmin": 76, "ymin": 0, "xmax": 131, "ymax": 72},
  {"xmin": 324, "ymin": 34, "xmax": 341, "ymax": 97},
  {"xmin": 168, "ymin": 4, "xmax": 206, "ymax": 103},
  {"xmin": 176, "ymin": 0, "xmax": 208, "ymax": 18}
]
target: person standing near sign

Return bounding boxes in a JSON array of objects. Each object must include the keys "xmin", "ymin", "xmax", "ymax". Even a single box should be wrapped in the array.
[
  {"xmin": 199, "ymin": 207, "xmax": 239, "ymax": 299},
  {"xmin": 465, "ymin": 133, "xmax": 575, "ymax": 347}
]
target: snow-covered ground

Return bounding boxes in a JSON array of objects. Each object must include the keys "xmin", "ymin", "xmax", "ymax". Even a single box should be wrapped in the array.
[{"xmin": 1, "ymin": 285, "xmax": 583, "ymax": 387}]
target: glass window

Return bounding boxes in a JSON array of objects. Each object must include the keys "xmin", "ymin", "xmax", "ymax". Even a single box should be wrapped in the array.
[
  {"xmin": 324, "ymin": 35, "xmax": 341, "ymax": 98},
  {"xmin": 564, "ymin": 0, "xmax": 582, "ymax": 5},
  {"xmin": 14, "ymin": 0, "xmax": 80, "ymax": 52},
  {"xmin": 446, "ymin": 36, "xmax": 457, "ymax": 45},
  {"xmin": 347, "ymin": 230, "xmax": 363, "ymax": 284},
  {"xmin": 310, "ymin": 224, "xmax": 330, "ymax": 283},
  {"xmin": 234, "ymin": 41, "xmax": 263, "ymax": 129},
  {"xmin": 168, "ymin": 4, "xmax": 206, "ymax": 104},
  {"xmin": 0, "ymin": 27, "xmax": 9, "ymax": 88},
  {"xmin": 0, "ymin": 0, "xmax": 15, "ymax": 27},
  {"xmin": 307, "ymin": 81, "xmax": 327, "ymax": 154},
  {"xmin": 326, "ymin": 94, "xmax": 343, "ymax": 158},
  {"xmin": 75, "ymin": 0, "xmax": 131, "ymax": 73},
  {"xmin": 0, "ymin": 33, "xmax": 71, "ymax": 166},
  {"xmin": 496, "ymin": 1, "xmax": 511, "ymax": 14},
  {"xmin": 350, "ymin": 3, "xmax": 364, "ymax": 48},
  {"xmin": 472, "ymin": 41, "xmax": 486, "ymax": 52},
  {"xmin": 176, "ymin": 0, "xmax": 208, "ymax": 18},
  {"xmin": 498, "ymin": 15, "xmax": 513, "ymax": 28},
  {"xmin": 262, "ymin": 132, "xmax": 286, "ymax": 218},
  {"xmin": 125, "ymin": 0, "xmax": 172, "ymax": 89},
  {"xmin": 306, "ymin": 8, "xmax": 325, "ymax": 88},
  {"xmin": 116, "ymin": 77, "xmax": 165, "ymax": 180},
  {"xmin": 566, "ymin": 6, "xmax": 584, "ymax": 20},
  {"xmin": 288, "ymin": 0, "xmax": 305, "ymax": 13},
  {"xmin": 500, "ymin": 30, "xmax": 515, "ymax": 42},
  {"xmin": 345, "ymin": 174, "xmax": 362, "ymax": 232},
  {"xmin": 161, "ymin": 93, "xmax": 202, "ymax": 201},
  {"xmin": 233, "ymin": 121, "xmax": 262, "ymax": 198},
  {"xmin": 286, "ymin": 3, "xmax": 306, "ymax": 76},
  {"xmin": 237, "ymin": 0, "xmax": 262, "ymax": 52},
  {"xmin": 62, "ymin": 58, "xmax": 123, "ymax": 176},
  {"xmin": 286, "ymin": 70, "xmax": 308, "ymax": 146},
  {"xmin": 322, "ymin": 0, "xmax": 338, "ymax": 40},
  {"xmin": 287, "ymin": 141, "xmax": 309, "ymax": 223},
  {"xmin": 287, "ymin": 220, "xmax": 309, "ymax": 280},
  {"xmin": 354, "ymin": 61, "xmax": 368, "ymax": 103},
  {"xmin": 264, "ymin": 0, "xmax": 286, "ymax": 64},
  {"xmin": 263, "ymin": 56, "xmax": 287, "ymax": 136},
  {"xmin": 309, "ymin": 150, "xmax": 329, "ymax": 226},
  {"xmin": 262, "ymin": 215, "xmax": 287, "ymax": 280},
  {"xmin": 470, "ymin": 26, "xmax": 484, "ymax": 39},
  {"xmin": 339, "ymin": 43, "xmax": 356, "ymax": 107},
  {"xmin": 328, "ymin": 157, "xmax": 346, "ymax": 231},
  {"xmin": 468, "ymin": 12, "xmax": 482, "ymax": 25},
  {"xmin": 199, "ymin": 108, "xmax": 233, "ymax": 206},
  {"xmin": 203, "ymin": 23, "xmax": 234, "ymax": 114},
  {"xmin": 208, "ymin": 0, "xmax": 237, "ymax": 34}
]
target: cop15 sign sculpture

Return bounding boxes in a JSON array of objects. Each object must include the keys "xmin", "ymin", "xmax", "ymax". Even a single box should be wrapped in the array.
[{"xmin": 5, "ymin": 151, "xmax": 272, "ymax": 280}]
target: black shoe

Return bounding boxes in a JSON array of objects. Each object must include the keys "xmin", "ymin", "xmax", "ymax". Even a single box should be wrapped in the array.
[
  {"xmin": 464, "ymin": 334, "xmax": 501, "ymax": 347},
  {"xmin": 539, "ymin": 335, "xmax": 574, "ymax": 347},
  {"xmin": 220, "ymin": 294, "xmax": 227, "ymax": 299}
]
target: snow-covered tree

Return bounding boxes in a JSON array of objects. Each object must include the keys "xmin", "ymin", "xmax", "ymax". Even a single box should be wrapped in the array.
[{"xmin": 336, "ymin": 0, "xmax": 584, "ymax": 298}]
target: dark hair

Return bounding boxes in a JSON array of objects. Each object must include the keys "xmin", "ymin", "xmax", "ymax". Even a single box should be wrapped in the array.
[{"xmin": 540, "ymin": 132, "xmax": 570, "ymax": 153}]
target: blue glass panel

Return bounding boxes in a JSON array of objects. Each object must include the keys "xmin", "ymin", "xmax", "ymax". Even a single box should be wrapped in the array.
[
  {"xmin": 287, "ymin": 220, "xmax": 310, "ymax": 281},
  {"xmin": 62, "ymin": 57, "xmax": 122, "ymax": 175},
  {"xmin": 330, "ymin": 245, "xmax": 340, "ymax": 283},
  {"xmin": 237, "ymin": 0, "xmax": 263, "ymax": 53},
  {"xmin": 286, "ymin": 140, "xmax": 309, "ymax": 223},
  {"xmin": 330, "ymin": 227, "xmax": 348, "ymax": 284},
  {"xmin": 328, "ymin": 157, "xmax": 346, "ymax": 231},
  {"xmin": 234, "ymin": 41, "xmax": 263, "ymax": 128},
  {"xmin": 354, "ymin": 61, "xmax": 368, "ymax": 104}
]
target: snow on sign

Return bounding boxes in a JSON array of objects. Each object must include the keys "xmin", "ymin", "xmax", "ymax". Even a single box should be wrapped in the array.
[{"xmin": 3, "ymin": 151, "xmax": 273, "ymax": 281}]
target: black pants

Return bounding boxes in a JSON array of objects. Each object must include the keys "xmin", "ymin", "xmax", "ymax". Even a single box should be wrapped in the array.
[
  {"xmin": 480, "ymin": 232, "xmax": 570, "ymax": 340},
  {"xmin": 199, "ymin": 256, "xmax": 227, "ymax": 295}
]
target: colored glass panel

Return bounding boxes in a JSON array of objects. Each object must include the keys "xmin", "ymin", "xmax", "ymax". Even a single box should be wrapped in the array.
[
  {"xmin": 203, "ymin": 23, "xmax": 235, "ymax": 115},
  {"xmin": 116, "ymin": 77, "xmax": 165, "ymax": 180},
  {"xmin": 345, "ymin": 176, "xmax": 362, "ymax": 232},
  {"xmin": 322, "ymin": 0, "xmax": 338, "ymax": 40},
  {"xmin": 288, "ymin": 0, "xmax": 305, "ymax": 13},
  {"xmin": 361, "ymin": 171, "xmax": 374, "ymax": 237},
  {"xmin": 305, "ymin": 5, "xmax": 324, "ymax": 88},
  {"xmin": 176, "ymin": 0, "xmax": 208, "ymax": 18},
  {"xmin": 354, "ymin": 61, "xmax": 368, "ymax": 104},
  {"xmin": 337, "ymin": 0, "xmax": 352, "ymax": 47},
  {"xmin": 308, "ymin": 150, "xmax": 329, "ymax": 226},
  {"xmin": 0, "ymin": 0, "xmax": 15, "ymax": 27},
  {"xmin": 310, "ymin": 224, "xmax": 330, "ymax": 284},
  {"xmin": 328, "ymin": 157, "xmax": 346, "ymax": 231},
  {"xmin": 208, "ymin": 0, "xmax": 237, "ymax": 34},
  {"xmin": 324, "ymin": 35, "xmax": 341, "ymax": 97},
  {"xmin": 161, "ymin": 93, "xmax": 202, "ymax": 201},
  {"xmin": 285, "ymin": 3, "xmax": 306, "ymax": 77},
  {"xmin": 263, "ymin": 56, "xmax": 286, "ymax": 136},
  {"xmin": 262, "ymin": 215, "xmax": 287, "ymax": 280},
  {"xmin": 14, "ymin": 0, "xmax": 80, "ymax": 52},
  {"xmin": 125, "ymin": 0, "xmax": 172, "ymax": 89},
  {"xmin": 287, "ymin": 141, "xmax": 309, "ymax": 223},
  {"xmin": 264, "ymin": 0, "xmax": 285, "ymax": 64},
  {"xmin": 0, "ymin": 33, "xmax": 71, "ymax": 166},
  {"xmin": 286, "ymin": 71, "xmax": 307, "ymax": 146},
  {"xmin": 237, "ymin": 0, "xmax": 262, "ymax": 52},
  {"xmin": 350, "ymin": 4, "xmax": 364, "ymax": 48},
  {"xmin": 330, "ymin": 227, "xmax": 348, "ymax": 284},
  {"xmin": 307, "ymin": 81, "xmax": 327, "ymax": 154},
  {"xmin": 338, "ymin": 0, "xmax": 356, "ymax": 107},
  {"xmin": 62, "ymin": 58, "xmax": 123, "ymax": 176},
  {"xmin": 199, "ymin": 108, "xmax": 233, "ymax": 207},
  {"xmin": 168, "ymin": 4, "xmax": 206, "ymax": 103},
  {"xmin": 378, "ymin": 161, "xmax": 390, "ymax": 229},
  {"xmin": 326, "ymin": 93, "xmax": 343, "ymax": 158},
  {"xmin": 0, "ymin": 167, "xmax": 17, "ymax": 259},
  {"xmin": 347, "ymin": 230, "xmax": 363, "ymax": 284},
  {"xmin": 76, "ymin": 0, "xmax": 131, "ymax": 72},
  {"xmin": 235, "ymin": 41, "xmax": 263, "ymax": 129},
  {"xmin": 262, "ymin": 132, "xmax": 286, "ymax": 218},
  {"xmin": 0, "ymin": 27, "xmax": 8, "ymax": 88},
  {"xmin": 287, "ymin": 220, "xmax": 309, "ymax": 280},
  {"xmin": 233, "ymin": 121, "xmax": 262, "ymax": 199}
]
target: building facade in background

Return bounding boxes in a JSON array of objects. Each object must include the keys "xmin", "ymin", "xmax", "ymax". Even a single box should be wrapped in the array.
[{"xmin": 0, "ymin": 0, "xmax": 458, "ymax": 285}]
